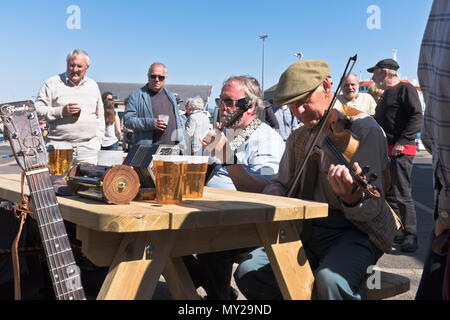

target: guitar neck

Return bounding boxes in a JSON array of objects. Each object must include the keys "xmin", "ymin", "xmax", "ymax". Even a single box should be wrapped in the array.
[{"xmin": 25, "ymin": 167, "xmax": 86, "ymax": 300}]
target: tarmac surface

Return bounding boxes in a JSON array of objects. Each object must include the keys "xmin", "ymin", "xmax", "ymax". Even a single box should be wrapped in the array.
[{"xmin": 0, "ymin": 141, "xmax": 436, "ymax": 300}]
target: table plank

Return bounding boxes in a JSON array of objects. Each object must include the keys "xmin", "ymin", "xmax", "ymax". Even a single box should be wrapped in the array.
[{"xmin": 0, "ymin": 174, "xmax": 328, "ymax": 233}]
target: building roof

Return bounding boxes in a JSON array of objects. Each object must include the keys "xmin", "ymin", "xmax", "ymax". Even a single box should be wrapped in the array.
[{"xmin": 97, "ymin": 82, "xmax": 213, "ymax": 109}]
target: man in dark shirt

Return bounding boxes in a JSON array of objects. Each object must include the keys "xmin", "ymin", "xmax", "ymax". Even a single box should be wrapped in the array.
[
  {"xmin": 123, "ymin": 62, "xmax": 183, "ymax": 147},
  {"xmin": 369, "ymin": 58, "xmax": 423, "ymax": 252}
]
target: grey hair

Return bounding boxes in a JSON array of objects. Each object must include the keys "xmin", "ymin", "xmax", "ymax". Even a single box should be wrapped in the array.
[
  {"xmin": 66, "ymin": 49, "xmax": 90, "ymax": 67},
  {"xmin": 189, "ymin": 96, "xmax": 204, "ymax": 111},
  {"xmin": 223, "ymin": 76, "xmax": 264, "ymax": 116},
  {"xmin": 345, "ymin": 72, "xmax": 359, "ymax": 81},
  {"xmin": 148, "ymin": 62, "xmax": 167, "ymax": 75}
]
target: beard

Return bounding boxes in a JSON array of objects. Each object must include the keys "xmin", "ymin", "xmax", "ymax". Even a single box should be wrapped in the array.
[
  {"xmin": 343, "ymin": 92, "xmax": 357, "ymax": 100},
  {"xmin": 220, "ymin": 110, "xmax": 245, "ymax": 129}
]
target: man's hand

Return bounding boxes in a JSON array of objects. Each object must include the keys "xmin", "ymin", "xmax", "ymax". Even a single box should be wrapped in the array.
[
  {"xmin": 201, "ymin": 129, "xmax": 232, "ymax": 163},
  {"xmin": 62, "ymin": 103, "xmax": 81, "ymax": 118},
  {"xmin": 328, "ymin": 162, "xmax": 364, "ymax": 206},
  {"xmin": 154, "ymin": 118, "xmax": 167, "ymax": 131},
  {"xmin": 391, "ymin": 143, "xmax": 405, "ymax": 156}
]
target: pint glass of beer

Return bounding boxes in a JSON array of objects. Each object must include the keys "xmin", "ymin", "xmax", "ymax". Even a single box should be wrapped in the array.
[
  {"xmin": 152, "ymin": 155, "xmax": 186, "ymax": 204},
  {"xmin": 48, "ymin": 142, "xmax": 74, "ymax": 176},
  {"xmin": 183, "ymin": 156, "xmax": 209, "ymax": 198}
]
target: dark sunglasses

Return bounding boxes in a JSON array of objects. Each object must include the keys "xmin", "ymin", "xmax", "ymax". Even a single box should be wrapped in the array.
[
  {"xmin": 219, "ymin": 98, "xmax": 239, "ymax": 108},
  {"xmin": 149, "ymin": 74, "xmax": 166, "ymax": 81}
]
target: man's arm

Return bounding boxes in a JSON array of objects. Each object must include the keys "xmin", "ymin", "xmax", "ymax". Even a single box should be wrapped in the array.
[
  {"xmin": 398, "ymin": 85, "xmax": 423, "ymax": 146},
  {"xmin": 123, "ymin": 92, "xmax": 156, "ymax": 132},
  {"xmin": 35, "ymin": 81, "xmax": 63, "ymax": 121},
  {"xmin": 225, "ymin": 164, "xmax": 271, "ymax": 193},
  {"xmin": 94, "ymin": 90, "xmax": 105, "ymax": 144}
]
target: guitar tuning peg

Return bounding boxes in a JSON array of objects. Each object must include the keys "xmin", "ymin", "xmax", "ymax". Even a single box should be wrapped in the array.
[
  {"xmin": 47, "ymin": 144, "xmax": 55, "ymax": 153},
  {"xmin": 368, "ymin": 173, "xmax": 378, "ymax": 184},
  {"xmin": 362, "ymin": 166, "xmax": 370, "ymax": 175}
]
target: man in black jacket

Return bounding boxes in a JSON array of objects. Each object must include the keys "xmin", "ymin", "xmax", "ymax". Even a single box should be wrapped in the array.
[{"xmin": 369, "ymin": 58, "xmax": 423, "ymax": 252}]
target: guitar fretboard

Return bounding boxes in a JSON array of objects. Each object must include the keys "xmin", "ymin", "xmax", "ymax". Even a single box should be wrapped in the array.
[{"xmin": 25, "ymin": 168, "xmax": 86, "ymax": 300}]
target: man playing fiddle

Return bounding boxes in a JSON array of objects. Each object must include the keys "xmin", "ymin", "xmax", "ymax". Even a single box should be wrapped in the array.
[{"xmin": 234, "ymin": 60, "xmax": 398, "ymax": 300}]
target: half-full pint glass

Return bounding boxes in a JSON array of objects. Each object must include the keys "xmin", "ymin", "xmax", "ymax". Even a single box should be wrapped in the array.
[
  {"xmin": 183, "ymin": 156, "xmax": 209, "ymax": 198},
  {"xmin": 153, "ymin": 155, "xmax": 186, "ymax": 204},
  {"xmin": 48, "ymin": 142, "xmax": 74, "ymax": 176}
]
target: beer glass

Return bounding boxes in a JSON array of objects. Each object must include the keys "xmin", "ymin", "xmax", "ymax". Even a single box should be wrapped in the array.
[
  {"xmin": 158, "ymin": 114, "xmax": 169, "ymax": 125},
  {"xmin": 153, "ymin": 155, "xmax": 186, "ymax": 204},
  {"xmin": 48, "ymin": 142, "xmax": 74, "ymax": 176},
  {"xmin": 183, "ymin": 156, "xmax": 209, "ymax": 198}
]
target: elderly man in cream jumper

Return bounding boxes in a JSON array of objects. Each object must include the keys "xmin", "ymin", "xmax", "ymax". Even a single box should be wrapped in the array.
[{"xmin": 35, "ymin": 49, "xmax": 105, "ymax": 164}]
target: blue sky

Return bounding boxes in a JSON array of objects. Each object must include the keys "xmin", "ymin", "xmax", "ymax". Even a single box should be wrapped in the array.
[{"xmin": 0, "ymin": 0, "xmax": 433, "ymax": 110}]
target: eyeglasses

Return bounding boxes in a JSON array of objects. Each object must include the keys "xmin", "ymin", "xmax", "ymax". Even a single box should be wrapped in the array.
[
  {"xmin": 219, "ymin": 98, "xmax": 240, "ymax": 109},
  {"xmin": 149, "ymin": 74, "xmax": 166, "ymax": 81},
  {"xmin": 69, "ymin": 64, "xmax": 86, "ymax": 69}
]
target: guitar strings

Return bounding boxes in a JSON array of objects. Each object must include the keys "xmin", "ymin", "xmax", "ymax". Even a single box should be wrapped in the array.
[{"xmin": 21, "ymin": 111, "xmax": 84, "ymax": 300}]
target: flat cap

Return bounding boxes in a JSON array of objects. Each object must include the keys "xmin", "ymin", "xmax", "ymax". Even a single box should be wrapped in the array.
[
  {"xmin": 273, "ymin": 59, "xmax": 330, "ymax": 106},
  {"xmin": 367, "ymin": 58, "xmax": 399, "ymax": 73}
]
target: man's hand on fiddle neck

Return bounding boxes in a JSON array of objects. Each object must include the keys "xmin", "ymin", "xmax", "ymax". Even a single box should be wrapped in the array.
[{"xmin": 328, "ymin": 162, "xmax": 364, "ymax": 206}]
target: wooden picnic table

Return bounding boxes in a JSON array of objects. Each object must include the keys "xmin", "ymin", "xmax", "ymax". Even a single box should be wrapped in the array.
[{"xmin": 0, "ymin": 147, "xmax": 328, "ymax": 300}]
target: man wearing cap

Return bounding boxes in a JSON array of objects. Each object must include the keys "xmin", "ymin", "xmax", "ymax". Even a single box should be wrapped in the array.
[
  {"xmin": 369, "ymin": 58, "xmax": 423, "ymax": 252},
  {"xmin": 234, "ymin": 60, "xmax": 397, "ymax": 300}
]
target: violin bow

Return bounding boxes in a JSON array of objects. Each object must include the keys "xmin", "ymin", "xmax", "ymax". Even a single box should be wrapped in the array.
[{"xmin": 287, "ymin": 54, "xmax": 358, "ymax": 198}]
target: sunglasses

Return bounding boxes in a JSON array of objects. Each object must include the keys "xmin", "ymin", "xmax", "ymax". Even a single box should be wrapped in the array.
[{"xmin": 149, "ymin": 74, "xmax": 166, "ymax": 81}]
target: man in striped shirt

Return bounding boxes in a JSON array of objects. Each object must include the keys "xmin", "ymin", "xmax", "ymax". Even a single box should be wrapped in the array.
[{"xmin": 416, "ymin": 0, "xmax": 450, "ymax": 300}]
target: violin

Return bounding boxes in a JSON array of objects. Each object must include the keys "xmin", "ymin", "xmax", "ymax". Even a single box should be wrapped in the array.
[
  {"xmin": 320, "ymin": 108, "xmax": 381, "ymax": 200},
  {"xmin": 287, "ymin": 54, "xmax": 381, "ymax": 201}
]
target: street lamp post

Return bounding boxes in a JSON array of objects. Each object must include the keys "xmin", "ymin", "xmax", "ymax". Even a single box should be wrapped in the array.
[{"xmin": 259, "ymin": 34, "xmax": 268, "ymax": 96}]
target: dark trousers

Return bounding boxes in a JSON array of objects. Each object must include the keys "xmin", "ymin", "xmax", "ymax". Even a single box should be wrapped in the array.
[
  {"xmin": 415, "ymin": 180, "xmax": 448, "ymax": 299},
  {"xmin": 386, "ymin": 154, "xmax": 417, "ymax": 235},
  {"xmin": 415, "ymin": 230, "xmax": 447, "ymax": 299},
  {"xmin": 234, "ymin": 217, "xmax": 382, "ymax": 300}
]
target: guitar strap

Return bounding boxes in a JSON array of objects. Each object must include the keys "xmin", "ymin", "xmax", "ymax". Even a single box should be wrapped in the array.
[
  {"xmin": 229, "ymin": 118, "xmax": 262, "ymax": 151},
  {"xmin": 11, "ymin": 171, "xmax": 33, "ymax": 300}
]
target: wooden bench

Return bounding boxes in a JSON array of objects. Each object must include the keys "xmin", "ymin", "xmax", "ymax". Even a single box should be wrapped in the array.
[{"xmin": 361, "ymin": 270, "xmax": 410, "ymax": 300}]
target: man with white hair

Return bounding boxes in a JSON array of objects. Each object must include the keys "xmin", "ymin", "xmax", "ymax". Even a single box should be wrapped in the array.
[
  {"xmin": 370, "ymin": 58, "xmax": 423, "ymax": 252},
  {"xmin": 334, "ymin": 73, "xmax": 377, "ymax": 116},
  {"xmin": 193, "ymin": 75, "xmax": 285, "ymax": 299},
  {"xmin": 35, "ymin": 49, "xmax": 104, "ymax": 164},
  {"xmin": 184, "ymin": 96, "xmax": 211, "ymax": 155}
]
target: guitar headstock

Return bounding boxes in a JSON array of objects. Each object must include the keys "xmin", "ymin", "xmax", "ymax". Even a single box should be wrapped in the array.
[
  {"xmin": 0, "ymin": 100, "xmax": 48, "ymax": 171},
  {"xmin": 217, "ymin": 97, "xmax": 252, "ymax": 131}
]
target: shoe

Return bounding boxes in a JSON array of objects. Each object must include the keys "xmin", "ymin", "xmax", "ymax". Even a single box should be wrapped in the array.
[
  {"xmin": 400, "ymin": 233, "xmax": 418, "ymax": 253},
  {"xmin": 393, "ymin": 230, "xmax": 405, "ymax": 244}
]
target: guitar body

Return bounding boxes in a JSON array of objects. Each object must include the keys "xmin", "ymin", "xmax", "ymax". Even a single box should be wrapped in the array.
[{"xmin": 0, "ymin": 101, "xmax": 85, "ymax": 300}]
